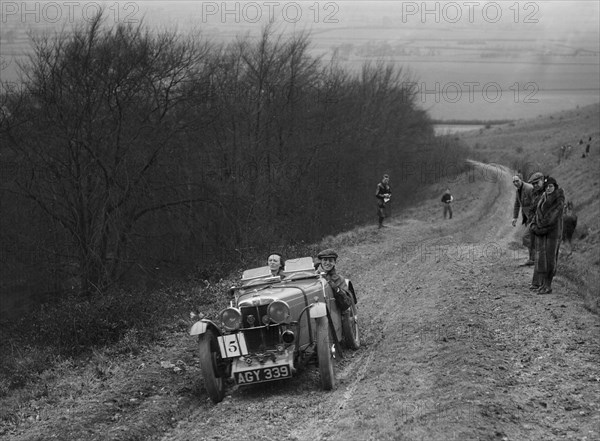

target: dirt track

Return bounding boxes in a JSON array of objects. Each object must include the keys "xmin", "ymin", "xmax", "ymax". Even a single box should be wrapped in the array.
[
  {"xmin": 3, "ymin": 162, "xmax": 599, "ymax": 441},
  {"xmin": 164, "ymin": 161, "xmax": 599, "ymax": 440}
]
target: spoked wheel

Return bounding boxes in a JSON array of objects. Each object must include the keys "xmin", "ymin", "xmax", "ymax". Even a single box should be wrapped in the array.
[
  {"xmin": 316, "ymin": 317, "xmax": 336, "ymax": 390},
  {"xmin": 342, "ymin": 302, "xmax": 360, "ymax": 350},
  {"xmin": 198, "ymin": 329, "xmax": 226, "ymax": 403}
]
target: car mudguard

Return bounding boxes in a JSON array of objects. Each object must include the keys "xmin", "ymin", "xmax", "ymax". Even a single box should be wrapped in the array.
[
  {"xmin": 345, "ymin": 279, "xmax": 358, "ymax": 304},
  {"xmin": 189, "ymin": 319, "xmax": 221, "ymax": 336}
]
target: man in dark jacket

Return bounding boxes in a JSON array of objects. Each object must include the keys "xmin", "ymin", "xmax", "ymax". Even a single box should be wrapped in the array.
[
  {"xmin": 315, "ymin": 248, "xmax": 353, "ymax": 311},
  {"xmin": 511, "ymin": 175, "xmax": 535, "ymax": 265},
  {"xmin": 529, "ymin": 177, "xmax": 565, "ymax": 294},
  {"xmin": 375, "ymin": 174, "xmax": 391, "ymax": 228},
  {"xmin": 441, "ymin": 188, "xmax": 453, "ymax": 219},
  {"xmin": 526, "ymin": 172, "xmax": 546, "ymax": 289}
]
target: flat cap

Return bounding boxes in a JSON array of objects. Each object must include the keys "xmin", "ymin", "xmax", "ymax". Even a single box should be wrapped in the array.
[
  {"xmin": 528, "ymin": 172, "xmax": 544, "ymax": 183},
  {"xmin": 317, "ymin": 248, "xmax": 338, "ymax": 259}
]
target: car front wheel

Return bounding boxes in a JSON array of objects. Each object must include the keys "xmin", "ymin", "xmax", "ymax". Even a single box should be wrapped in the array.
[
  {"xmin": 342, "ymin": 302, "xmax": 360, "ymax": 350},
  {"xmin": 316, "ymin": 317, "xmax": 336, "ymax": 390},
  {"xmin": 198, "ymin": 328, "xmax": 226, "ymax": 403}
]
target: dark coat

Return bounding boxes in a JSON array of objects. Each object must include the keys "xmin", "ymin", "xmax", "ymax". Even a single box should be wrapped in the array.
[
  {"xmin": 526, "ymin": 186, "xmax": 545, "ymax": 226},
  {"xmin": 322, "ymin": 267, "xmax": 348, "ymax": 292},
  {"xmin": 376, "ymin": 182, "xmax": 391, "ymax": 208},
  {"xmin": 441, "ymin": 193, "xmax": 453, "ymax": 204},
  {"xmin": 530, "ymin": 188, "xmax": 565, "ymax": 277},
  {"xmin": 563, "ymin": 211, "xmax": 578, "ymax": 243},
  {"xmin": 513, "ymin": 181, "xmax": 535, "ymax": 224},
  {"xmin": 320, "ymin": 267, "xmax": 352, "ymax": 310}
]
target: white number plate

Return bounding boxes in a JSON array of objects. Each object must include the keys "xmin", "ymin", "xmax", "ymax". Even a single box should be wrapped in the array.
[
  {"xmin": 217, "ymin": 334, "xmax": 248, "ymax": 358},
  {"xmin": 235, "ymin": 365, "xmax": 292, "ymax": 385}
]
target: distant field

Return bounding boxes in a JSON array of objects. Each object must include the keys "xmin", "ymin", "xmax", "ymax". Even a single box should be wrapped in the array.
[
  {"xmin": 419, "ymin": 89, "xmax": 600, "ymax": 121},
  {"xmin": 433, "ymin": 124, "xmax": 486, "ymax": 135},
  {"xmin": 1, "ymin": 1, "xmax": 598, "ymax": 122}
]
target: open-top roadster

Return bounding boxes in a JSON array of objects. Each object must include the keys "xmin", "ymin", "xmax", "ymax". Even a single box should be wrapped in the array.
[{"xmin": 190, "ymin": 257, "xmax": 359, "ymax": 403}]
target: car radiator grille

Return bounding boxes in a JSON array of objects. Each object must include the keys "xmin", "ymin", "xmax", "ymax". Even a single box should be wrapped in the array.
[{"xmin": 240, "ymin": 305, "xmax": 281, "ymax": 352}]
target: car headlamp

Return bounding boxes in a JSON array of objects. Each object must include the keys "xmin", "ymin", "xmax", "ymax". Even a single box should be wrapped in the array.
[
  {"xmin": 220, "ymin": 307, "xmax": 242, "ymax": 331},
  {"xmin": 267, "ymin": 300, "xmax": 291, "ymax": 324}
]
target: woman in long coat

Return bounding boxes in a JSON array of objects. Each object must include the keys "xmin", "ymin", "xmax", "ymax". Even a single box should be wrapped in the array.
[{"xmin": 529, "ymin": 177, "xmax": 564, "ymax": 294}]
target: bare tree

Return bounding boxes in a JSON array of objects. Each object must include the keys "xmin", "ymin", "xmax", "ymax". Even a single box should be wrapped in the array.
[
  {"xmin": 1, "ymin": 12, "xmax": 212, "ymax": 294},
  {"xmin": 1, "ymin": 21, "xmax": 453, "ymax": 293}
]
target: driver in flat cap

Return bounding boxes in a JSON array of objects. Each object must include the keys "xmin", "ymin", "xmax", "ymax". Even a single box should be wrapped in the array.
[{"xmin": 315, "ymin": 249, "xmax": 353, "ymax": 311}]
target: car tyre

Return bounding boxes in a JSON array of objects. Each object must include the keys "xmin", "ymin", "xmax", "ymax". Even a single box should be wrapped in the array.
[
  {"xmin": 198, "ymin": 329, "xmax": 226, "ymax": 403},
  {"xmin": 316, "ymin": 316, "xmax": 336, "ymax": 390},
  {"xmin": 342, "ymin": 302, "xmax": 360, "ymax": 350}
]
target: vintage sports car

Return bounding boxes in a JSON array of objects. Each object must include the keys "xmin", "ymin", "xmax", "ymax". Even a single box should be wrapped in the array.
[{"xmin": 190, "ymin": 257, "xmax": 360, "ymax": 403}]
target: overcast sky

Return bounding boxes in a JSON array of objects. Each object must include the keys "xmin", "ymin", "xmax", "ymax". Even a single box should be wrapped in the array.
[{"xmin": 1, "ymin": 1, "xmax": 599, "ymax": 120}]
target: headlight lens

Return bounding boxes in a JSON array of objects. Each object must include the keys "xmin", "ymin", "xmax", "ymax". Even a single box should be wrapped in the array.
[
  {"xmin": 268, "ymin": 300, "xmax": 290, "ymax": 324},
  {"xmin": 220, "ymin": 308, "xmax": 242, "ymax": 331}
]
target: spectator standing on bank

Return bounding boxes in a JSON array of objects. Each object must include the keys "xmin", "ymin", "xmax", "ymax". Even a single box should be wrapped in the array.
[
  {"xmin": 526, "ymin": 172, "xmax": 546, "ymax": 290},
  {"xmin": 511, "ymin": 175, "xmax": 535, "ymax": 265},
  {"xmin": 562, "ymin": 201, "xmax": 578, "ymax": 257},
  {"xmin": 584, "ymin": 136, "xmax": 592, "ymax": 157},
  {"xmin": 441, "ymin": 188, "xmax": 453, "ymax": 219},
  {"xmin": 529, "ymin": 177, "xmax": 565, "ymax": 294},
  {"xmin": 375, "ymin": 174, "xmax": 391, "ymax": 228}
]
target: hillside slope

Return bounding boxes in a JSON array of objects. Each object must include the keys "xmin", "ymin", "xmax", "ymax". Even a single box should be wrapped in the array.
[{"xmin": 1, "ymin": 159, "xmax": 598, "ymax": 441}]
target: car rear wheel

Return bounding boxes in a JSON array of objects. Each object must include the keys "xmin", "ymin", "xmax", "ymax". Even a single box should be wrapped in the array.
[
  {"xmin": 198, "ymin": 329, "xmax": 226, "ymax": 403},
  {"xmin": 316, "ymin": 317, "xmax": 336, "ymax": 390},
  {"xmin": 342, "ymin": 302, "xmax": 360, "ymax": 350}
]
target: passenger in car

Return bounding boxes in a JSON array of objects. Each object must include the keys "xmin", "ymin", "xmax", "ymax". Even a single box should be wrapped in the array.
[
  {"xmin": 315, "ymin": 249, "xmax": 353, "ymax": 311},
  {"xmin": 267, "ymin": 253, "xmax": 285, "ymax": 277}
]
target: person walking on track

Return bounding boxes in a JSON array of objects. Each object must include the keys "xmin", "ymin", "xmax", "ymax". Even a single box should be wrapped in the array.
[
  {"xmin": 441, "ymin": 188, "xmax": 453, "ymax": 219},
  {"xmin": 375, "ymin": 174, "xmax": 391, "ymax": 228}
]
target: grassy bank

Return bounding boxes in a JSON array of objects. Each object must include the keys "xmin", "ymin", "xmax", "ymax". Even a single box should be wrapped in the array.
[{"xmin": 461, "ymin": 103, "xmax": 600, "ymax": 313}]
